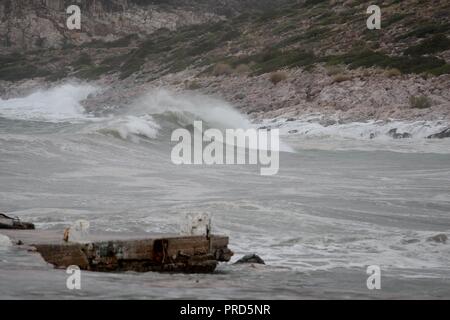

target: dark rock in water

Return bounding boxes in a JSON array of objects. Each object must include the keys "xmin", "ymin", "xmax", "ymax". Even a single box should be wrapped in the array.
[
  {"xmin": 387, "ymin": 128, "xmax": 412, "ymax": 139},
  {"xmin": 0, "ymin": 213, "xmax": 35, "ymax": 230},
  {"xmin": 235, "ymin": 254, "xmax": 265, "ymax": 265},
  {"xmin": 369, "ymin": 133, "xmax": 376, "ymax": 139},
  {"xmin": 401, "ymin": 132, "xmax": 412, "ymax": 139},
  {"xmin": 401, "ymin": 238, "xmax": 420, "ymax": 245},
  {"xmin": 427, "ymin": 233, "xmax": 448, "ymax": 243},
  {"xmin": 286, "ymin": 118, "xmax": 296, "ymax": 122},
  {"xmin": 319, "ymin": 119, "xmax": 337, "ymax": 127},
  {"xmin": 388, "ymin": 128, "xmax": 397, "ymax": 137},
  {"xmin": 288, "ymin": 130, "xmax": 298, "ymax": 134},
  {"xmin": 427, "ymin": 128, "xmax": 450, "ymax": 139}
]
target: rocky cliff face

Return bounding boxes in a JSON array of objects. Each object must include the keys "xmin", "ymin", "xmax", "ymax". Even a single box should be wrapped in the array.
[
  {"xmin": 0, "ymin": 0, "xmax": 221, "ymax": 51},
  {"xmin": 0, "ymin": 0, "xmax": 290, "ymax": 52},
  {"xmin": 1, "ymin": 0, "xmax": 449, "ymax": 124}
]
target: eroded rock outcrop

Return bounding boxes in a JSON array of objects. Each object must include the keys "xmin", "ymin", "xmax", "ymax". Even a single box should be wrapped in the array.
[{"xmin": 0, "ymin": 0, "xmax": 221, "ymax": 51}]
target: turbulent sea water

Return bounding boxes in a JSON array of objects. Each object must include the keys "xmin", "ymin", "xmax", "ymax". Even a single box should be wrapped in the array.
[{"xmin": 0, "ymin": 83, "xmax": 450, "ymax": 299}]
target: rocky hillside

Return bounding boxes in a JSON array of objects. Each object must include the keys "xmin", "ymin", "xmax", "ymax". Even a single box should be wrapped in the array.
[
  {"xmin": 0, "ymin": 0, "xmax": 292, "ymax": 51},
  {"xmin": 1, "ymin": 0, "xmax": 450, "ymax": 125}
]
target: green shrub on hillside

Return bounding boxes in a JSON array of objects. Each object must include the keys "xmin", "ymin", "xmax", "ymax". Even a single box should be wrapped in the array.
[
  {"xmin": 269, "ymin": 71, "xmax": 288, "ymax": 84},
  {"xmin": 404, "ymin": 34, "xmax": 450, "ymax": 56},
  {"xmin": 409, "ymin": 95, "xmax": 432, "ymax": 109},
  {"xmin": 213, "ymin": 63, "xmax": 233, "ymax": 76},
  {"xmin": 0, "ymin": 53, "xmax": 49, "ymax": 81},
  {"xmin": 325, "ymin": 50, "xmax": 448, "ymax": 75},
  {"xmin": 397, "ymin": 23, "xmax": 450, "ymax": 40}
]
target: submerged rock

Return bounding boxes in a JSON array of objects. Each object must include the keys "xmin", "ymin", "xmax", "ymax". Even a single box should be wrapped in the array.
[
  {"xmin": 427, "ymin": 233, "xmax": 448, "ymax": 243},
  {"xmin": 235, "ymin": 254, "xmax": 265, "ymax": 265},
  {"xmin": 387, "ymin": 128, "xmax": 412, "ymax": 139},
  {"xmin": 427, "ymin": 128, "xmax": 450, "ymax": 139},
  {"xmin": 0, "ymin": 213, "xmax": 35, "ymax": 230},
  {"xmin": 401, "ymin": 238, "xmax": 420, "ymax": 245}
]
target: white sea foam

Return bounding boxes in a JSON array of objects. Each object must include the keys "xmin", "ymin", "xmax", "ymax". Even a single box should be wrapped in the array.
[
  {"xmin": 100, "ymin": 115, "xmax": 161, "ymax": 141},
  {"xmin": 267, "ymin": 116, "xmax": 449, "ymax": 140},
  {"xmin": 261, "ymin": 116, "xmax": 450, "ymax": 153},
  {"xmin": 0, "ymin": 234, "xmax": 11, "ymax": 248},
  {"xmin": 130, "ymin": 89, "xmax": 252, "ymax": 130},
  {"xmin": 0, "ymin": 83, "xmax": 98, "ymax": 122}
]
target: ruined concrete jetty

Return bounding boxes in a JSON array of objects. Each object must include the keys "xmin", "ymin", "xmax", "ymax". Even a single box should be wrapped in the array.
[{"xmin": 0, "ymin": 229, "xmax": 233, "ymax": 273}]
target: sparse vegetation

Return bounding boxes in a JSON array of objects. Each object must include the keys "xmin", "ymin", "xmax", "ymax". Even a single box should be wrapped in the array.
[
  {"xmin": 326, "ymin": 65, "xmax": 344, "ymax": 76},
  {"xmin": 74, "ymin": 65, "xmax": 113, "ymax": 80},
  {"xmin": 0, "ymin": 53, "xmax": 50, "ymax": 81},
  {"xmin": 324, "ymin": 50, "xmax": 448, "ymax": 75},
  {"xmin": 429, "ymin": 64, "xmax": 450, "ymax": 76},
  {"xmin": 71, "ymin": 53, "xmax": 92, "ymax": 68},
  {"xmin": 332, "ymin": 74, "xmax": 352, "ymax": 83},
  {"xmin": 185, "ymin": 80, "xmax": 202, "ymax": 90},
  {"xmin": 404, "ymin": 34, "xmax": 450, "ymax": 56},
  {"xmin": 235, "ymin": 64, "xmax": 251, "ymax": 75},
  {"xmin": 409, "ymin": 95, "xmax": 432, "ymax": 109},
  {"xmin": 244, "ymin": 49, "xmax": 316, "ymax": 75},
  {"xmin": 385, "ymin": 68, "xmax": 402, "ymax": 78},
  {"xmin": 2, "ymin": 0, "xmax": 450, "ymax": 83},
  {"xmin": 213, "ymin": 63, "xmax": 233, "ymax": 76},
  {"xmin": 83, "ymin": 34, "xmax": 138, "ymax": 48},
  {"xmin": 398, "ymin": 23, "xmax": 450, "ymax": 40},
  {"xmin": 269, "ymin": 71, "xmax": 288, "ymax": 84}
]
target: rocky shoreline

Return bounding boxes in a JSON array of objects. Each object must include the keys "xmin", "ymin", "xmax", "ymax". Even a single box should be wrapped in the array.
[{"xmin": 2, "ymin": 63, "xmax": 449, "ymax": 133}]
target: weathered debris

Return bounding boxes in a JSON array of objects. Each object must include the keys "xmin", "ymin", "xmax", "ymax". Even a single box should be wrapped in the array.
[
  {"xmin": 0, "ymin": 229, "xmax": 233, "ymax": 273},
  {"xmin": 0, "ymin": 213, "xmax": 35, "ymax": 230},
  {"xmin": 235, "ymin": 254, "xmax": 265, "ymax": 265}
]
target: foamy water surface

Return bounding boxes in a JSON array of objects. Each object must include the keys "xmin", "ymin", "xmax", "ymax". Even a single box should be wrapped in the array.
[{"xmin": 0, "ymin": 84, "xmax": 449, "ymax": 299}]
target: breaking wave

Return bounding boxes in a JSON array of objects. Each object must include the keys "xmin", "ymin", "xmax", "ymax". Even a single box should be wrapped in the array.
[
  {"xmin": 2, "ymin": 83, "xmax": 448, "ymax": 153},
  {"xmin": 128, "ymin": 89, "xmax": 252, "ymax": 130},
  {"xmin": 0, "ymin": 85, "xmax": 253, "ymax": 143},
  {"xmin": 0, "ymin": 83, "xmax": 98, "ymax": 122},
  {"xmin": 96, "ymin": 115, "xmax": 161, "ymax": 141},
  {"xmin": 88, "ymin": 89, "xmax": 256, "ymax": 142},
  {"xmin": 0, "ymin": 234, "xmax": 11, "ymax": 248}
]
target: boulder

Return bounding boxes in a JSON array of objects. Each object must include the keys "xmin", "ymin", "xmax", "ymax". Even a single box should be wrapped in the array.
[
  {"xmin": 0, "ymin": 213, "xmax": 35, "ymax": 230},
  {"xmin": 427, "ymin": 128, "xmax": 450, "ymax": 139},
  {"xmin": 427, "ymin": 233, "xmax": 448, "ymax": 244},
  {"xmin": 387, "ymin": 128, "xmax": 412, "ymax": 139},
  {"xmin": 235, "ymin": 254, "xmax": 265, "ymax": 265},
  {"xmin": 401, "ymin": 238, "xmax": 420, "ymax": 245}
]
